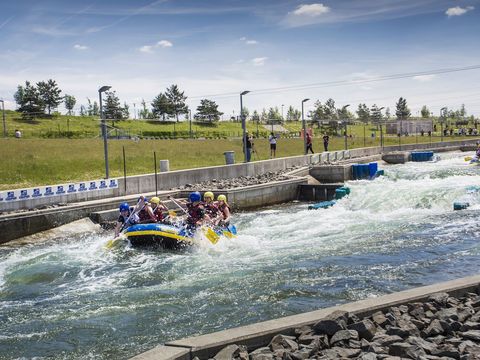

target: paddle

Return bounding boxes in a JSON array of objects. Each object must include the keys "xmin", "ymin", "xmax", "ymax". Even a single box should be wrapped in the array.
[
  {"xmin": 105, "ymin": 198, "xmax": 144, "ymax": 249},
  {"xmin": 465, "ymin": 156, "xmax": 473, "ymax": 162},
  {"xmin": 168, "ymin": 196, "xmax": 220, "ymax": 244}
]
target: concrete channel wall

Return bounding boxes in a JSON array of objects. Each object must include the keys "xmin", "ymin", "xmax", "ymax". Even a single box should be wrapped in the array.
[{"xmin": 130, "ymin": 275, "xmax": 480, "ymax": 360}]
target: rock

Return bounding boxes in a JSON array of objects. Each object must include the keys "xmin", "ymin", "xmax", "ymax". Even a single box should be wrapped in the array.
[
  {"xmin": 269, "ymin": 335, "xmax": 298, "ymax": 352},
  {"xmin": 460, "ymin": 322, "xmax": 480, "ymax": 331},
  {"xmin": 436, "ymin": 308, "xmax": 459, "ymax": 322},
  {"xmin": 358, "ymin": 353, "xmax": 377, "ymax": 360},
  {"xmin": 429, "ymin": 293, "xmax": 450, "ymax": 307},
  {"xmin": 424, "ymin": 319, "xmax": 446, "ymax": 337},
  {"xmin": 459, "ymin": 340, "xmax": 480, "ymax": 354},
  {"xmin": 386, "ymin": 326, "xmax": 410, "ymax": 338},
  {"xmin": 348, "ymin": 319, "xmax": 377, "ymax": 341},
  {"xmin": 430, "ymin": 344, "xmax": 461, "ymax": 359},
  {"xmin": 330, "ymin": 329, "xmax": 359, "ymax": 345},
  {"xmin": 371, "ymin": 334, "xmax": 404, "ymax": 347},
  {"xmin": 294, "ymin": 325, "xmax": 312, "ymax": 336},
  {"xmin": 461, "ymin": 330, "xmax": 480, "ymax": 341},
  {"xmin": 389, "ymin": 342, "xmax": 426, "ymax": 358},
  {"xmin": 321, "ymin": 347, "xmax": 361, "ymax": 358},
  {"xmin": 372, "ymin": 311, "xmax": 389, "ymax": 327},
  {"xmin": 313, "ymin": 310, "xmax": 348, "ymax": 336},
  {"xmin": 249, "ymin": 347, "xmax": 273, "ymax": 360},
  {"xmin": 290, "ymin": 349, "xmax": 311, "ymax": 360},
  {"xmin": 214, "ymin": 344, "xmax": 240, "ymax": 360},
  {"xmin": 407, "ymin": 336, "xmax": 437, "ymax": 353}
]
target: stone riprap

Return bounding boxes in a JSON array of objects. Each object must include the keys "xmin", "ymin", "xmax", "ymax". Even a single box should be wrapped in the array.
[
  {"xmin": 173, "ymin": 168, "xmax": 300, "ymax": 191},
  {"xmin": 206, "ymin": 291, "xmax": 480, "ymax": 360}
]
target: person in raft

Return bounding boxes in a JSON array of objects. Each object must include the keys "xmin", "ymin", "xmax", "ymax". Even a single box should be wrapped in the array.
[
  {"xmin": 203, "ymin": 191, "xmax": 220, "ymax": 222},
  {"xmin": 185, "ymin": 191, "xmax": 209, "ymax": 229},
  {"xmin": 114, "ymin": 202, "xmax": 139, "ymax": 237},
  {"xmin": 149, "ymin": 196, "xmax": 169, "ymax": 223},
  {"xmin": 216, "ymin": 194, "xmax": 231, "ymax": 227}
]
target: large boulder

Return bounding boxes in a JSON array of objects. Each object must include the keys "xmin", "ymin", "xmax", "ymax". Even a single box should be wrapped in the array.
[
  {"xmin": 348, "ymin": 319, "xmax": 377, "ymax": 341},
  {"xmin": 313, "ymin": 310, "xmax": 349, "ymax": 336}
]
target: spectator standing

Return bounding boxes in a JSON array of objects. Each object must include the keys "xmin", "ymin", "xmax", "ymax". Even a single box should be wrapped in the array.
[
  {"xmin": 322, "ymin": 134, "xmax": 329, "ymax": 152},
  {"xmin": 14, "ymin": 129, "xmax": 22, "ymax": 138},
  {"xmin": 268, "ymin": 132, "xmax": 278, "ymax": 158},
  {"xmin": 306, "ymin": 132, "xmax": 314, "ymax": 154},
  {"xmin": 243, "ymin": 131, "xmax": 253, "ymax": 162}
]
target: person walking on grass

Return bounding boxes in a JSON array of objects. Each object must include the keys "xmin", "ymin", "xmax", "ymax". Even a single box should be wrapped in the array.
[
  {"xmin": 322, "ymin": 134, "xmax": 329, "ymax": 152},
  {"xmin": 269, "ymin": 132, "xmax": 278, "ymax": 158},
  {"xmin": 306, "ymin": 132, "xmax": 314, "ymax": 154}
]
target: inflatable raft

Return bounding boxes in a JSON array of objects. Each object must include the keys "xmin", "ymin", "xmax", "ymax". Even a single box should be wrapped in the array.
[{"xmin": 124, "ymin": 223, "xmax": 194, "ymax": 249}]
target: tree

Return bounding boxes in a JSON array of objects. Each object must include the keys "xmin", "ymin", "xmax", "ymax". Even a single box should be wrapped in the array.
[
  {"xmin": 385, "ymin": 107, "xmax": 391, "ymax": 119},
  {"xmin": 151, "ymin": 93, "xmax": 171, "ymax": 121},
  {"xmin": 195, "ymin": 99, "xmax": 223, "ymax": 122},
  {"xmin": 260, "ymin": 108, "xmax": 268, "ymax": 123},
  {"xmin": 370, "ymin": 104, "xmax": 383, "ymax": 123},
  {"xmin": 79, "ymin": 105, "xmax": 86, "ymax": 116},
  {"xmin": 165, "ymin": 84, "xmax": 188, "ymax": 122},
  {"xmin": 14, "ymin": 81, "xmax": 44, "ymax": 118},
  {"xmin": 251, "ymin": 110, "xmax": 260, "ymax": 123},
  {"xmin": 242, "ymin": 107, "xmax": 250, "ymax": 121},
  {"xmin": 139, "ymin": 99, "xmax": 152, "ymax": 119},
  {"xmin": 420, "ymin": 105, "xmax": 430, "ymax": 118},
  {"xmin": 286, "ymin": 106, "xmax": 301, "ymax": 121},
  {"xmin": 337, "ymin": 105, "xmax": 353, "ymax": 120},
  {"xmin": 37, "ymin": 79, "xmax": 62, "ymax": 115},
  {"xmin": 395, "ymin": 97, "xmax": 411, "ymax": 120},
  {"xmin": 356, "ymin": 103, "xmax": 370, "ymax": 123},
  {"xmin": 86, "ymin": 98, "xmax": 99, "ymax": 116},
  {"xmin": 64, "ymin": 94, "xmax": 76, "ymax": 115},
  {"xmin": 310, "ymin": 101, "xmax": 327, "ymax": 121},
  {"xmin": 267, "ymin": 107, "xmax": 282, "ymax": 122},
  {"xmin": 103, "ymin": 91, "xmax": 124, "ymax": 120},
  {"xmin": 123, "ymin": 102, "xmax": 130, "ymax": 119}
]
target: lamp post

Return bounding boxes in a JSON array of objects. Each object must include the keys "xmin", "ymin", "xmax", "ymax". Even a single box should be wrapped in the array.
[
  {"xmin": 341, "ymin": 104, "xmax": 350, "ymax": 150},
  {"xmin": 189, "ymin": 109, "xmax": 193, "ymax": 138},
  {"xmin": 240, "ymin": 90, "xmax": 250, "ymax": 162},
  {"xmin": 301, "ymin": 98, "xmax": 310, "ymax": 155},
  {"xmin": 440, "ymin": 107, "xmax": 447, "ymax": 142},
  {"xmin": 98, "ymin": 85, "xmax": 111, "ymax": 178},
  {"xmin": 281, "ymin": 104, "xmax": 284, "ymax": 120},
  {"xmin": 0, "ymin": 100, "xmax": 5, "ymax": 138}
]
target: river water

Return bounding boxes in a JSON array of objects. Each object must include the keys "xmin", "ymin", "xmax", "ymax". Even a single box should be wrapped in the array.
[{"xmin": 1, "ymin": 151, "xmax": 480, "ymax": 359}]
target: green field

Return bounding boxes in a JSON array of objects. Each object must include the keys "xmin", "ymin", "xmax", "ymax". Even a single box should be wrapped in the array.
[{"xmin": 1, "ymin": 133, "xmax": 477, "ymax": 190}]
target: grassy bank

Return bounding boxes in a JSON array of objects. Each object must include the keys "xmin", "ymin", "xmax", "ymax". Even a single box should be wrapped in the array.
[{"xmin": 0, "ymin": 134, "xmax": 477, "ymax": 190}]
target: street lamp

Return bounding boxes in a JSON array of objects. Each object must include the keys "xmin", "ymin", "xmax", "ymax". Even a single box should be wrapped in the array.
[
  {"xmin": 341, "ymin": 104, "xmax": 350, "ymax": 150},
  {"xmin": 240, "ymin": 90, "xmax": 250, "ymax": 162},
  {"xmin": 189, "ymin": 109, "xmax": 193, "ymax": 138},
  {"xmin": 440, "ymin": 107, "xmax": 447, "ymax": 142},
  {"xmin": 301, "ymin": 98, "xmax": 310, "ymax": 155},
  {"xmin": 0, "ymin": 100, "xmax": 5, "ymax": 138},
  {"xmin": 98, "ymin": 85, "xmax": 111, "ymax": 178},
  {"xmin": 281, "ymin": 104, "xmax": 284, "ymax": 121}
]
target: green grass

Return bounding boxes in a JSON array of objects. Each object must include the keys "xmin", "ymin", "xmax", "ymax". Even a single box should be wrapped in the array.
[{"xmin": 1, "ymin": 134, "xmax": 478, "ymax": 190}]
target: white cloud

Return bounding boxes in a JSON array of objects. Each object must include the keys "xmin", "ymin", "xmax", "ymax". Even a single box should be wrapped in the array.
[
  {"xmin": 73, "ymin": 44, "xmax": 88, "ymax": 50},
  {"xmin": 246, "ymin": 40, "xmax": 258, "ymax": 45},
  {"xmin": 413, "ymin": 74, "xmax": 436, "ymax": 82},
  {"xmin": 139, "ymin": 45, "xmax": 154, "ymax": 53},
  {"xmin": 252, "ymin": 57, "xmax": 268, "ymax": 66},
  {"xmin": 445, "ymin": 6, "xmax": 474, "ymax": 17},
  {"xmin": 139, "ymin": 40, "xmax": 173, "ymax": 53},
  {"xmin": 157, "ymin": 40, "xmax": 173, "ymax": 48},
  {"xmin": 292, "ymin": 3, "xmax": 330, "ymax": 17}
]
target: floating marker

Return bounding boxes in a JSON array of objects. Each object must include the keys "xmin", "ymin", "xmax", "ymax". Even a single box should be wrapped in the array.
[
  {"xmin": 308, "ymin": 200, "xmax": 336, "ymax": 210},
  {"xmin": 411, "ymin": 151, "xmax": 434, "ymax": 162},
  {"xmin": 453, "ymin": 202, "xmax": 470, "ymax": 211}
]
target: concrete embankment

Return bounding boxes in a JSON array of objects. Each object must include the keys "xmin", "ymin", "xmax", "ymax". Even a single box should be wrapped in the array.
[{"xmin": 130, "ymin": 275, "xmax": 480, "ymax": 360}]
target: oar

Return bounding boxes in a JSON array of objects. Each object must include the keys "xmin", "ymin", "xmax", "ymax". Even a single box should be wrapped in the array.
[
  {"xmin": 465, "ymin": 156, "xmax": 473, "ymax": 162},
  {"xmin": 105, "ymin": 198, "xmax": 144, "ymax": 249},
  {"xmin": 169, "ymin": 196, "xmax": 220, "ymax": 244}
]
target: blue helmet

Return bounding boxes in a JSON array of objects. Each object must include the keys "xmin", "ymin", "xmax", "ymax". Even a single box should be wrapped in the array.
[
  {"xmin": 119, "ymin": 202, "xmax": 129, "ymax": 212},
  {"xmin": 189, "ymin": 191, "xmax": 201, "ymax": 202}
]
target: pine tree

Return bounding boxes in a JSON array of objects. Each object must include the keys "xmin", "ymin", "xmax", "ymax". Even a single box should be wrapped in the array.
[
  {"xmin": 37, "ymin": 79, "xmax": 62, "ymax": 115},
  {"xmin": 420, "ymin": 105, "xmax": 430, "ymax": 118},
  {"xmin": 356, "ymin": 104, "xmax": 370, "ymax": 123},
  {"xmin": 103, "ymin": 91, "xmax": 123, "ymax": 120},
  {"xmin": 151, "ymin": 93, "xmax": 171, "ymax": 121},
  {"xmin": 395, "ymin": 97, "xmax": 411, "ymax": 120},
  {"xmin": 370, "ymin": 104, "xmax": 383, "ymax": 123},
  {"xmin": 195, "ymin": 99, "xmax": 223, "ymax": 122},
  {"xmin": 165, "ymin": 84, "xmax": 188, "ymax": 122},
  {"xmin": 14, "ymin": 81, "xmax": 45, "ymax": 118}
]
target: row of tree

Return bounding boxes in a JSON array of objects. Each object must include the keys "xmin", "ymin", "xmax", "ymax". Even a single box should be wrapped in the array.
[{"xmin": 13, "ymin": 80, "xmax": 473, "ymax": 123}]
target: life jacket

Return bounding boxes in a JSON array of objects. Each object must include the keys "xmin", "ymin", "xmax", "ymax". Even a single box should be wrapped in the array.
[
  {"xmin": 152, "ymin": 206, "xmax": 164, "ymax": 222},
  {"xmin": 186, "ymin": 203, "xmax": 205, "ymax": 225},
  {"xmin": 137, "ymin": 207, "xmax": 151, "ymax": 222},
  {"xmin": 204, "ymin": 201, "xmax": 219, "ymax": 216},
  {"xmin": 217, "ymin": 202, "xmax": 230, "ymax": 219}
]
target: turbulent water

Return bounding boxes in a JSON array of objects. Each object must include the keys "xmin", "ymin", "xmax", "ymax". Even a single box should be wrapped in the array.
[{"xmin": 1, "ymin": 151, "xmax": 480, "ymax": 359}]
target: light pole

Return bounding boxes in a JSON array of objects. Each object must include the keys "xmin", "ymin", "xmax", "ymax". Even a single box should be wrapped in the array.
[
  {"xmin": 440, "ymin": 107, "xmax": 447, "ymax": 142},
  {"xmin": 281, "ymin": 104, "xmax": 284, "ymax": 120},
  {"xmin": 341, "ymin": 104, "xmax": 350, "ymax": 150},
  {"xmin": 189, "ymin": 109, "xmax": 193, "ymax": 138},
  {"xmin": 0, "ymin": 100, "xmax": 5, "ymax": 138},
  {"xmin": 99, "ymin": 85, "xmax": 111, "ymax": 178},
  {"xmin": 301, "ymin": 98, "xmax": 310, "ymax": 155},
  {"xmin": 240, "ymin": 90, "xmax": 250, "ymax": 162}
]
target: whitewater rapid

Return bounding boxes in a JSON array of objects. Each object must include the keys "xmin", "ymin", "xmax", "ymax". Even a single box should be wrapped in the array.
[{"xmin": 1, "ymin": 151, "xmax": 480, "ymax": 359}]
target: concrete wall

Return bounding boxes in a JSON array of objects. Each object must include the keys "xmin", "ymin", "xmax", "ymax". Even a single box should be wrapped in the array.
[
  {"xmin": 0, "ymin": 155, "xmax": 313, "ymax": 213},
  {"xmin": 130, "ymin": 275, "xmax": 480, "ymax": 360}
]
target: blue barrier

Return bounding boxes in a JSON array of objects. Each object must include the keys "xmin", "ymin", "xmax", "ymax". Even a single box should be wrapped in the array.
[
  {"xmin": 453, "ymin": 202, "xmax": 469, "ymax": 211},
  {"xmin": 352, "ymin": 163, "xmax": 380, "ymax": 180},
  {"xmin": 411, "ymin": 151, "xmax": 434, "ymax": 162},
  {"xmin": 368, "ymin": 162, "xmax": 378, "ymax": 178}
]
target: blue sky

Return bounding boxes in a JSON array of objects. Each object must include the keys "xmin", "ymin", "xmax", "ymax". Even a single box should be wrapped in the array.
[{"xmin": 1, "ymin": 0, "xmax": 479, "ymax": 117}]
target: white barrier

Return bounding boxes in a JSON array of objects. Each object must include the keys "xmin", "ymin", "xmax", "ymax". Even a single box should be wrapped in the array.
[{"xmin": 0, "ymin": 179, "xmax": 118, "ymax": 203}]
